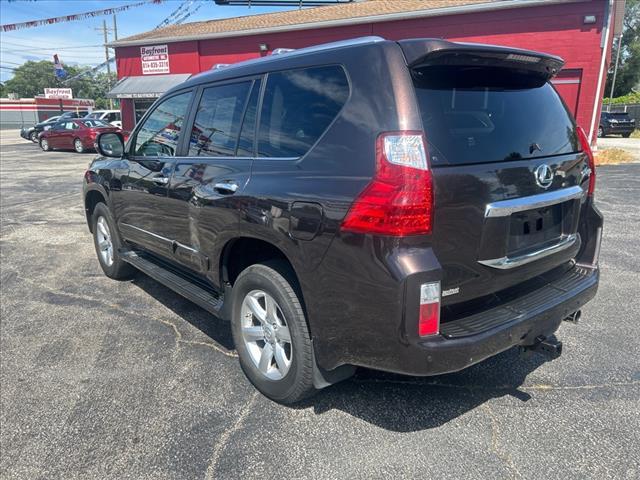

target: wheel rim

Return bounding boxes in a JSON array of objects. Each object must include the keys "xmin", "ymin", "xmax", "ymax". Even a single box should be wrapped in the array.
[
  {"xmin": 240, "ymin": 290, "xmax": 292, "ymax": 380},
  {"xmin": 75, "ymin": 140, "xmax": 83, "ymax": 152},
  {"xmin": 598, "ymin": 127, "xmax": 603, "ymax": 137},
  {"xmin": 41, "ymin": 139, "xmax": 48, "ymax": 150},
  {"xmin": 31, "ymin": 133, "xmax": 37, "ymax": 141},
  {"xmin": 96, "ymin": 216, "xmax": 114, "ymax": 267}
]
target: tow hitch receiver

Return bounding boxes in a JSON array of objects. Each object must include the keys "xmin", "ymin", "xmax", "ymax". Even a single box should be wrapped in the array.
[{"xmin": 520, "ymin": 336, "xmax": 563, "ymax": 360}]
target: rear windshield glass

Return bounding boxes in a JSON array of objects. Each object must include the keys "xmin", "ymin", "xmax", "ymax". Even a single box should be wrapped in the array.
[
  {"xmin": 412, "ymin": 66, "xmax": 579, "ymax": 166},
  {"xmin": 607, "ymin": 112, "xmax": 631, "ymax": 118}
]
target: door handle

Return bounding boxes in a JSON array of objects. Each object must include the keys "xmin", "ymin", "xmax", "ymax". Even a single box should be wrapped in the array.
[
  {"xmin": 213, "ymin": 182, "xmax": 238, "ymax": 194},
  {"xmin": 151, "ymin": 176, "xmax": 169, "ymax": 184}
]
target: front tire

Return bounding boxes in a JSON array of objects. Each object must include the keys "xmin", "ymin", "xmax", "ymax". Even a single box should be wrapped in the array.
[
  {"xmin": 622, "ymin": 132, "xmax": 631, "ymax": 138},
  {"xmin": 74, "ymin": 138, "xmax": 85, "ymax": 153},
  {"xmin": 597, "ymin": 126, "xmax": 605, "ymax": 138},
  {"xmin": 231, "ymin": 261, "xmax": 316, "ymax": 404},
  {"xmin": 40, "ymin": 138, "xmax": 50, "ymax": 151},
  {"xmin": 91, "ymin": 202, "xmax": 135, "ymax": 280},
  {"xmin": 30, "ymin": 131, "xmax": 38, "ymax": 142}
]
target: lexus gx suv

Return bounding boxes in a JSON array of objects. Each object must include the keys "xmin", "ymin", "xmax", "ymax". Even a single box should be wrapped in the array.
[{"xmin": 83, "ymin": 37, "xmax": 602, "ymax": 404}]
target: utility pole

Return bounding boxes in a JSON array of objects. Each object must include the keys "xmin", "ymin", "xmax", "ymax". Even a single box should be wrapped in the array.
[
  {"xmin": 95, "ymin": 20, "xmax": 115, "ymax": 109},
  {"xmin": 113, "ymin": 14, "xmax": 118, "ymax": 41},
  {"xmin": 608, "ymin": 34, "xmax": 622, "ymax": 110}
]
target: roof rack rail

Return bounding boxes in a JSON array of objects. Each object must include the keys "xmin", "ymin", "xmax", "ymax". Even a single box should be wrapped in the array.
[{"xmin": 271, "ymin": 48, "xmax": 295, "ymax": 55}]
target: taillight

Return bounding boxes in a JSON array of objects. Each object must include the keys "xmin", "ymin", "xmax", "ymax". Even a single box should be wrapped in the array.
[
  {"xmin": 340, "ymin": 131, "xmax": 433, "ymax": 236},
  {"xmin": 419, "ymin": 281, "xmax": 440, "ymax": 336},
  {"xmin": 577, "ymin": 127, "xmax": 596, "ymax": 196}
]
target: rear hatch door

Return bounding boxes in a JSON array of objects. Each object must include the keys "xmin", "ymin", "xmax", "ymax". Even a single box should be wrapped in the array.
[{"xmin": 402, "ymin": 41, "xmax": 591, "ymax": 305}]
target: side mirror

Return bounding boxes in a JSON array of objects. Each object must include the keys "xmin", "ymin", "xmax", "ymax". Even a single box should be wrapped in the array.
[{"xmin": 97, "ymin": 132, "xmax": 125, "ymax": 158}]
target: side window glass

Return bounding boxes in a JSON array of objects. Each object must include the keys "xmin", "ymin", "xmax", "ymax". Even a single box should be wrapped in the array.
[
  {"xmin": 134, "ymin": 91, "xmax": 192, "ymax": 157},
  {"xmin": 257, "ymin": 66, "xmax": 349, "ymax": 158},
  {"xmin": 236, "ymin": 79, "xmax": 261, "ymax": 157},
  {"xmin": 188, "ymin": 81, "xmax": 251, "ymax": 157}
]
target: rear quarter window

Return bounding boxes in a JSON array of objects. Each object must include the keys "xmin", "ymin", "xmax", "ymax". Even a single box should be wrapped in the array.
[
  {"xmin": 257, "ymin": 65, "xmax": 349, "ymax": 158},
  {"xmin": 413, "ymin": 66, "xmax": 580, "ymax": 166}
]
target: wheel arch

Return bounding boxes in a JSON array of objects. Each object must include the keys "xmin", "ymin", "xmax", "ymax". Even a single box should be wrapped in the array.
[{"xmin": 84, "ymin": 185, "xmax": 109, "ymax": 233}]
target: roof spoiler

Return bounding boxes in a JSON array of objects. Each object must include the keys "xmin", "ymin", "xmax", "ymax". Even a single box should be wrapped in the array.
[{"xmin": 398, "ymin": 39, "xmax": 565, "ymax": 80}]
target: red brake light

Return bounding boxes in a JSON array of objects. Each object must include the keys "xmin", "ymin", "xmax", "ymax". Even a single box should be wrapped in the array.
[
  {"xmin": 419, "ymin": 281, "xmax": 440, "ymax": 336},
  {"xmin": 341, "ymin": 131, "xmax": 434, "ymax": 236},
  {"xmin": 577, "ymin": 126, "xmax": 596, "ymax": 196}
]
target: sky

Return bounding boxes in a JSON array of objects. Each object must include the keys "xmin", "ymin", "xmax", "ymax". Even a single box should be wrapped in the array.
[{"xmin": 0, "ymin": 0, "xmax": 297, "ymax": 82}]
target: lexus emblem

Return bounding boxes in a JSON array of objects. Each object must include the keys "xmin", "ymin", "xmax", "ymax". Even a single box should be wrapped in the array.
[{"xmin": 534, "ymin": 164, "xmax": 554, "ymax": 189}]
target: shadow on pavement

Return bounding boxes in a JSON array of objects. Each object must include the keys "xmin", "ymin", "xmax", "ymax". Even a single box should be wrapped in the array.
[{"xmin": 130, "ymin": 271, "xmax": 551, "ymax": 432}]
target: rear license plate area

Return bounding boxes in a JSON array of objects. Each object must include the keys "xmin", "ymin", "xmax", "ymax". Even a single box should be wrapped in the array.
[{"xmin": 508, "ymin": 203, "xmax": 563, "ymax": 253}]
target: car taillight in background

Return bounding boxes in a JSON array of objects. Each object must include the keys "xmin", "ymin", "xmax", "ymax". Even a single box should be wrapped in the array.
[
  {"xmin": 419, "ymin": 281, "xmax": 440, "ymax": 336},
  {"xmin": 577, "ymin": 127, "xmax": 596, "ymax": 196},
  {"xmin": 341, "ymin": 131, "xmax": 434, "ymax": 236}
]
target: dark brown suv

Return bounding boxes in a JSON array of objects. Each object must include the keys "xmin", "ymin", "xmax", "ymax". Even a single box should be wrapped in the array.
[{"xmin": 83, "ymin": 37, "xmax": 602, "ymax": 403}]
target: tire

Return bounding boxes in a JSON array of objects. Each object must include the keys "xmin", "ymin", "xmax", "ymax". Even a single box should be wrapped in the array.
[
  {"xmin": 91, "ymin": 202, "xmax": 136, "ymax": 280},
  {"xmin": 30, "ymin": 131, "xmax": 38, "ymax": 143},
  {"xmin": 231, "ymin": 261, "xmax": 316, "ymax": 404},
  {"xmin": 74, "ymin": 138, "xmax": 85, "ymax": 153},
  {"xmin": 40, "ymin": 138, "xmax": 50, "ymax": 151},
  {"xmin": 597, "ymin": 126, "xmax": 605, "ymax": 138},
  {"xmin": 622, "ymin": 133, "xmax": 631, "ymax": 138}
]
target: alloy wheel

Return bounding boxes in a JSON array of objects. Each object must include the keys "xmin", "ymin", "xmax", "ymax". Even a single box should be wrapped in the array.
[
  {"xmin": 240, "ymin": 289, "xmax": 293, "ymax": 380},
  {"xmin": 75, "ymin": 139, "xmax": 83, "ymax": 153},
  {"xmin": 96, "ymin": 216, "xmax": 114, "ymax": 267}
]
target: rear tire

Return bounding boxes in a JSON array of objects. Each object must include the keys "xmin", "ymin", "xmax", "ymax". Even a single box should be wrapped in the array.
[
  {"xmin": 231, "ymin": 261, "xmax": 316, "ymax": 404},
  {"xmin": 91, "ymin": 202, "xmax": 136, "ymax": 280},
  {"xmin": 40, "ymin": 138, "xmax": 50, "ymax": 151},
  {"xmin": 74, "ymin": 138, "xmax": 85, "ymax": 153},
  {"xmin": 597, "ymin": 126, "xmax": 605, "ymax": 138},
  {"xmin": 622, "ymin": 132, "xmax": 631, "ymax": 138}
]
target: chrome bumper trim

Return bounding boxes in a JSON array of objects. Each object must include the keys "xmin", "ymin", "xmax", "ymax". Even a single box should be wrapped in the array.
[
  {"xmin": 478, "ymin": 234, "xmax": 578, "ymax": 269},
  {"xmin": 485, "ymin": 186, "xmax": 584, "ymax": 218}
]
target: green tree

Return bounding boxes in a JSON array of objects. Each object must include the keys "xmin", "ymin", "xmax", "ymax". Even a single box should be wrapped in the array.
[
  {"xmin": 3, "ymin": 60, "xmax": 116, "ymax": 107},
  {"xmin": 606, "ymin": 0, "xmax": 640, "ymax": 98}
]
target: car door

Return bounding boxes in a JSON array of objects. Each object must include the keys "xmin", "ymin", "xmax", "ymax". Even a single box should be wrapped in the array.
[
  {"xmin": 116, "ymin": 90, "xmax": 195, "ymax": 259},
  {"xmin": 165, "ymin": 78, "xmax": 259, "ymax": 274},
  {"xmin": 46, "ymin": 123, "xmax": 64, "ymax": 147},
  {"xmin": 59, "ymin": 121, "xmax": 78, "ymax": 148}
]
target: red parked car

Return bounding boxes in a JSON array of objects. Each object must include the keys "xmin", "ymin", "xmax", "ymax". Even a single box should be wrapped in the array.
[{"xmin": 39, "ymin": 119, "xmax": 121, "ymax": 153}]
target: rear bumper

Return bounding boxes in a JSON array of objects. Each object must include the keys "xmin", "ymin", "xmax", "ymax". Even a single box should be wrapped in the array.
[
  {"xmin": 396, "ymin": 265, "xmax": 598, "ymax": 376},
  {"xmin": 603, "ymin": 124, "xmax": 635, "ymax": 134}
]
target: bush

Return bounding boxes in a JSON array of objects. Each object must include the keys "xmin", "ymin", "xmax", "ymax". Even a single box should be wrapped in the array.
[{"xmin": 604, "ymin": 91, "xmax": 640, "ymax": 104}]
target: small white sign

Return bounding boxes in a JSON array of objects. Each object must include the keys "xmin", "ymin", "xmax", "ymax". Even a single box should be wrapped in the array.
[
  {"xmin": 141, "ymin": 44, "xmax": 169, "ymax": 75},
  {"xmin": 44, "ymin": 88, "xmax": 73, "ymax": 99}
]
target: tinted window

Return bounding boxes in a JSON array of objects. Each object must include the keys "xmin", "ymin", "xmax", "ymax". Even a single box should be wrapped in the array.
[
  {"xmin": 236, "ymin": 79, "xmax": 261, "ymax": 157},
  {"xmin": 413, "ymin": 66, "xmax": 579, "ymax": 166},
  {"xmin": 258, "ymin": 66, "xmax": 349, "ymax": 158},
  {"xmin": 81, "ymin": 119, "xmax": 110, "ymax": 128},
  {"xmin": 188, "ymin": 82, "xmax": 251, "ymax": 157},
  {"xmin": 134, "ymin": 92, "xmax": 191, "ymax": 157}
]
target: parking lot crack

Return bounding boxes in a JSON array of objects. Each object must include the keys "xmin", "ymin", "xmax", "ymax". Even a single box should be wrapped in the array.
[
  {"xmin": 204, "ymin": 391, "xmax": 258, "ymax": 480},
  {"xmin": 483, "ymin": 403, "xmax": 523, "ymax": 478}
]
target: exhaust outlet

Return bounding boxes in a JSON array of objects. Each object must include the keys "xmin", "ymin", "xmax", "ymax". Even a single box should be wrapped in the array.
[{"xmin": 563, "ymin": 310, "xmax": 581, "ymax": 324}]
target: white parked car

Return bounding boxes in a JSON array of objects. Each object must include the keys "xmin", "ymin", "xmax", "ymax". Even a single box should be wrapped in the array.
[{"xmin": 85, "ymin": 110, "xmax": 122, "ymax": 128}]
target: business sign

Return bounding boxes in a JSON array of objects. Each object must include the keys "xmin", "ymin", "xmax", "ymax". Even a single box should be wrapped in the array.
[
  {"xmin": 141, "ymin": 44, "xmax": 169, "ymax": 75},
  {"xmin": 44, "ymin": 88, "xmax": 73, "ymax": 99}
]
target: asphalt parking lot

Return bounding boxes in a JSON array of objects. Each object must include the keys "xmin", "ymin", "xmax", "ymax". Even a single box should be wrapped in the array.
[{"xmin": 1, "ymin": 130, "xmax": 639, "ymax": 480}]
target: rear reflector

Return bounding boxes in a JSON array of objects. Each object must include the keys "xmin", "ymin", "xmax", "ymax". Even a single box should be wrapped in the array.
[
  {"xmin": 419, "ymin": 281, "xmax": 440, "ymax": 336},
  {"xmin": 341, "ymin": 131, "xmax": 433, "ymax": 236},
  {"xmin": 577, "ymin": 126, "xmax": 596, "ymax": 196}
]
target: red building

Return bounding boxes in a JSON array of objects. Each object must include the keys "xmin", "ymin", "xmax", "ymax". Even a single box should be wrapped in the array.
[{"xmin": 109, "ymin": 0, "xmax": 625, "ymax": 143}]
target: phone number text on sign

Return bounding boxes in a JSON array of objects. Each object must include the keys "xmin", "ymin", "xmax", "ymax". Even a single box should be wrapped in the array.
[{"xmin": 141, "ymin": 44, "xmax": 169, "ymax": 75}]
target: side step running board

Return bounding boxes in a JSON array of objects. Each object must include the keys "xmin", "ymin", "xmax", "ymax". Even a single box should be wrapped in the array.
[{"xmin": 121, "ymin": 251, "xmax": 225, "ymax": 317}]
